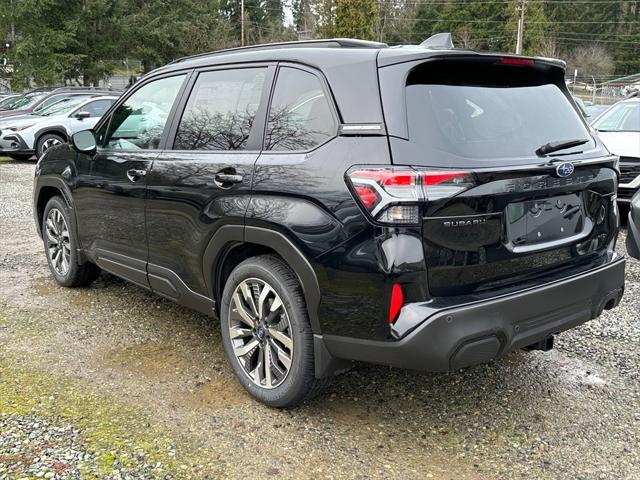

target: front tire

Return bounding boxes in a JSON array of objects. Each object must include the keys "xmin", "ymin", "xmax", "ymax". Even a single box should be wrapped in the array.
[
  {"xmin": 42, "ymin": 196, "xmax": 100, "ymax": 287},
  {"xmin": 36, "ymin": 133, "xmax": 65, "ymax": 158},
  {"xmin": 220, "ymin": 255, "xmax": 328, "ymax": 407}
]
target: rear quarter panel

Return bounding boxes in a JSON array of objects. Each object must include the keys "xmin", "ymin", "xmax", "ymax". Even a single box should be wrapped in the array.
[{"xmin": 247, "ymin": 136, "xmax": 427, "ymax": 340}]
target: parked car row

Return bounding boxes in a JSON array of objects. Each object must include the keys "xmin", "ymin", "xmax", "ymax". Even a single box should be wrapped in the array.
[{"xmin": 0, "ymin": 87, "xmax": 120, "ymax": 160}]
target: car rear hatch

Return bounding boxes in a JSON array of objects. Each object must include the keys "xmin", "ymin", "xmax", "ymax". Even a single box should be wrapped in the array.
[{"xmin": 373, "ymin": 53, "xmax": 619, "ymax": 297}]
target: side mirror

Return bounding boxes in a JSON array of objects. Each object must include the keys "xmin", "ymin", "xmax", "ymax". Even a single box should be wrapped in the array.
[
  {"xmin": 75, "ymin": 111, "xmax": 91, "ymax": 120},
  {"xmin": 71, "ymin": 130, "xmax": 97, "ymax": 154}
]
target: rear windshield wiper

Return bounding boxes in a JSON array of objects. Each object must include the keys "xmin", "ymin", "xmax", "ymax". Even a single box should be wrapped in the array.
[{"xmin": 536, "ymin": 138, "xmax": 589, "ymax": 156}]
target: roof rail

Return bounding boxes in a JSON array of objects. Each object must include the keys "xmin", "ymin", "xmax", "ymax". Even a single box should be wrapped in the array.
[
  {"xmin": 169, "ymin": 38, "xmax": 388, "ymax": 65},
  {"xmin": 50, "ymin": 86, "xmax": 118, "ymax": 92}
]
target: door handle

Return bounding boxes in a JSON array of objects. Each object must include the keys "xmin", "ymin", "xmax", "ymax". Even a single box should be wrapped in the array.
[
  {"xmin": 127, "ymin": 168, "xmax": 147, "ymax": 182},
  {"xmin": 214, "ymin": 172, "xmax": 243, "ymax": 185}
]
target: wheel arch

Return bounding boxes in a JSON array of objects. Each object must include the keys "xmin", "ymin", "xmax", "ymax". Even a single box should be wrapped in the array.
[
  {"xmin": 34, "ymin": 177, "xmax": 74, "ymax": 238},
  {"xmin": 34, "ymin": 127, "xmax": 69, "ymax": 152},
  {"xmin": 203, "ymin": 225, "xmax": 322, "ymax": 334}
]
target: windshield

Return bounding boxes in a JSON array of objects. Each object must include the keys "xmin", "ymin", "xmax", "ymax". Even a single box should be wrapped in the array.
[
  {"xmin": 40, "ymin": 97, "xmax": 88, "ymax": 116},
  {"xmin": 0, "ymin": 96, "xmax": 19, "ymax": 109},
  {"xmin": 7, "ymin": 92, "xmax": 48, "ymax": 110},
  {"xmin": 592, "ymin": 101, "xmax": 640, "ymax": 132},
  {"xmin": 406, "ymin": 83, "xmax": 593, "ymax": 161}
]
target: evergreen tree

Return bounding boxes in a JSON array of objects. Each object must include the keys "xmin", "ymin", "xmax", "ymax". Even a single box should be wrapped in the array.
[
  {"xmin": 334, "ymin": 0, "xmax": 377, "ymax": 40},
  {"xmin": 292, "ymin": 0, "xmax": 316, "ymax": 38}
]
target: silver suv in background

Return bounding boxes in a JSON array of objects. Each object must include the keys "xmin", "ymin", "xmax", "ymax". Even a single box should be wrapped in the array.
[
  {"xmin": 592, "ymin": 94, "xmax": 640, "ymax": 204},
  {"xmin": 0, "ymin": 95, "xmax": 118, "ymax": 160}
]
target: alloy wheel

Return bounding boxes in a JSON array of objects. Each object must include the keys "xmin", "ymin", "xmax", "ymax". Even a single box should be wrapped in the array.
[
  {"xmin": 45, "ymin": 208, "xmax": 71, "ymax": 276},
  {"xmin": 228, "ymin": 278, "xmax": 294, "ymax": 389},
  {"xmin": 42, "ymin": 137, "xmax": 63, "ymax": 152}
]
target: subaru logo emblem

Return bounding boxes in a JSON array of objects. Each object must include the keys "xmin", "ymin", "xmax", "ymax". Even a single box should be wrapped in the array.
[{"xmin": 555, "ymin": 162, "xmax": 575, "ymax": 178}]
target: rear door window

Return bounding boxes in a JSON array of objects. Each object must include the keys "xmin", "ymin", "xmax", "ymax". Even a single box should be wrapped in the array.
[
  {"xmin": 173, "ymin": 68, "xmax": 266, "ymax": 151},
  {"xmin": 265, "ymin": 67, "xmax": 337, "ymax": 151}
]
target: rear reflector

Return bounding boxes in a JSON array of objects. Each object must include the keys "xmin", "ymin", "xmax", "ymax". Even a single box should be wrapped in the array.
[
  {"xmin": 389, "ymin": 283, "xmax": 404, "ymax": 324},
  {"xmin": 497, "ymin": 57, "xmax": 535, "ymax": 67}
]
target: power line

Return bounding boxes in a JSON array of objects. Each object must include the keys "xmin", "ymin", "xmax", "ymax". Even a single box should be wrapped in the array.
[
  {"xmin": 412, "ymin": 18, "xmax": 639, "ymax": 23},
  {"xmin": 547, "ymin": 31, "xmax": 640, "ymax": 38},
  {"xmin": 553, "ymin": 37, "xmax": 640, "ymax": 44},
  {"xmin": 402, "ymin": 0, "xmax": 638, "ymax": 3}
]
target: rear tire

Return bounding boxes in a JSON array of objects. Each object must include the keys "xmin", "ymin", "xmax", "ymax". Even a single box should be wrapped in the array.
[
  {"xmin": 42, "ymin": 196, "xmax": 100, "ymax": 287},
  {"xmin": 36, "ymin": 133, "xmax": 65, "ymax": 158},
  {"xmin": 220, "ymin": 255, "xmax": 329, "ymax": 407}
]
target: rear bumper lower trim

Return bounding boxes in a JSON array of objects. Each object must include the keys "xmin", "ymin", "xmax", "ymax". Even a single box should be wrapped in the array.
[{"xmin": 321, "ymin": 255, "xmax": 625, "ymax": 372}]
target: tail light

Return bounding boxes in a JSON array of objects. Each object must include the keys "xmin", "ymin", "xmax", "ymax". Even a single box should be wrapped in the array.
[{"xmin": 346, "ymin": 167, "xmax": 474, "ymax": 224}]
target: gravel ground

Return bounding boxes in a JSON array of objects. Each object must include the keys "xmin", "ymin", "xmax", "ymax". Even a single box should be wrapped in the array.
[{"xmin": 0, "ymin": 158, "xmax": 638, "ymax": 479}]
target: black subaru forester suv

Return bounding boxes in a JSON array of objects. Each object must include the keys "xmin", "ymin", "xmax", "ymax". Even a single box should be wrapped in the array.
[{"xmin": 33, "ymin": 37, "xmax": 626, "ymax": 407}]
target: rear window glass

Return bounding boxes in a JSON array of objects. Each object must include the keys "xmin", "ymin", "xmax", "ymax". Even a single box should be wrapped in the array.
[{"xmin": 405, "ymin": 67, "xmax": 593, "ymax": 161}]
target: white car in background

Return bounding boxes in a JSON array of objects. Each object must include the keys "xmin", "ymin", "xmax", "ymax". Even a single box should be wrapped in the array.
[
  {"xmin": 0, "ymin": 95, "xmax": 117, "ymax": 160},
  {"xmin": 592, "ymin": 94, "xmax": 640, "ymax": 205},
  {"xmin": 0, "ymin": 93, "xmax": 103, "ymax": 130}
]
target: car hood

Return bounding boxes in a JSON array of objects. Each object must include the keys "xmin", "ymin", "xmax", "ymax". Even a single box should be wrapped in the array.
[
  {"xmin": 596, "ymin": 131, "xmax": 640, "ymax": 158},
  {"xmin": 0, "ymin": 114, "xmax": 41, "ymax": 129},
  {"xmin": 0, "ymin": 108, "xmax": 31, "ymax": 118},
  {"xmin": 0, "ymin": 116, "xmax": 49, "ymax": 133}
]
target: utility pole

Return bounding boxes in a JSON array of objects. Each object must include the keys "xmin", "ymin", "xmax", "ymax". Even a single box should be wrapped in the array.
[
  {"xmin": 515, "ymin": 0, "xmax": 526, "ymax": 55},
  {"xmin": 240, "ymin": 0, "xmax": 245, "ymax": 46}
]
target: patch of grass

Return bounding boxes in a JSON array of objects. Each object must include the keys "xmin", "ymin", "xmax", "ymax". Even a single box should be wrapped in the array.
[
  {"xmin": 0, "ymin": 347, "xmax": 224, "ymax": 478},
  {"xmin": 0, "ymin": 360, "xmax": 224, "ymax": 478},
  {"xmin": 0, "ymin": 155, "xmax": 14, "ymax": 162}
]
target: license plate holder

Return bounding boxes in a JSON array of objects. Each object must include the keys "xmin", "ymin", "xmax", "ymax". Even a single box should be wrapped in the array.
[{"xmin": 506, "ymin": 193, "xmax": 587, "ymax": 252}]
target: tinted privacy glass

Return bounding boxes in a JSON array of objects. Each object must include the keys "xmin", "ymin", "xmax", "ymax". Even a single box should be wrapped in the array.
[
  {"xmin": 405, "ymin": 71, "xmax": 592, "ymax": 162},
  {"xmin": 265, "ymin": 67, "xmax": 336, "ymax": 151},
  {"xmin": 174, "ymin": 68, "xmax": 266, "ymax": 151},
  {"xmin": 104, "ymin": 75, "xmax": 185, "ymax": 150}
]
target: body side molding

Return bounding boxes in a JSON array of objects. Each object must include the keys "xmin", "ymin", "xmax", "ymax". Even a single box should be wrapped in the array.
[{"xmin": 148, "ymin": 263, "xmax": 215, "ymax": 316}]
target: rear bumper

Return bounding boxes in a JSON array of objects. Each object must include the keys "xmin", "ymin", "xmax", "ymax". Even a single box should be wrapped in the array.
[{"xmin": 320, "ymin": 255, "xmax": 625, "ymax": 373}]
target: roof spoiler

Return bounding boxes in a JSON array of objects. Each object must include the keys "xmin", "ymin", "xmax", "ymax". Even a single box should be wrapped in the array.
[{"xmin": 420, "ymin": 33, "xmax": 455, "ymax": 50}]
